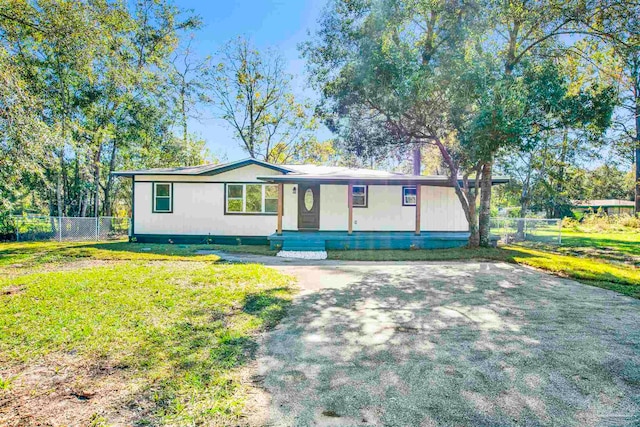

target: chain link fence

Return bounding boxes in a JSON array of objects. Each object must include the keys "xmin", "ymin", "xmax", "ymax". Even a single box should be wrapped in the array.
[
  {"xmin": 491, "ymin": 218, "xmax": 562, "ymax": 245},
  {"xmin": 10, "ymin": 215, "xmax": 130, "ymax": 242}
]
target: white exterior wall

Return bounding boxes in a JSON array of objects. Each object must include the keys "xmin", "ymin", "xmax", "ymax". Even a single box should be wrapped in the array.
[
  {"xmin": 353, "ymin": 186, "xmax": 415, "ymax": 231},
  {"xmin": 319, "ymin": 185, "xmax": 349, "ymax": 230},
  {"xmin": 282, "ymin": 184, "xmax": 298, "ymax": 230},
  {"xmin": 133, "ymin": 164, "xmax": 469, "ymax": 236},
  {"xmin": 312, "ymin": 184, "xmax": 467, "ymax": 232},
  {"xmin": 133, "ymin": 164, "xmax": 283, "ymax": 236},
  {"xmin": 421, "ymin": 186, "xmax": 468, "ymax": 231}
]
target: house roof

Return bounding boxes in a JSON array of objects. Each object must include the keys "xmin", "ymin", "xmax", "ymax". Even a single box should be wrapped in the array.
[
  {"xmin": 259, "ymin": 165, "xmax": 509, "ymax": 186},
  {"xmin": 111, "ymin": 158, "xmax": 293, "ymax": 177},
  {"xmin": 257, "ymin": 174, "xmax": 509, "ymax": 186},
  {"xmin": 112, "ymin": 158, "xmax": 509, "ymax": 187},
  {"xmin": 572, "ymin": 199, "xmax": 635, "ymax": 208}
]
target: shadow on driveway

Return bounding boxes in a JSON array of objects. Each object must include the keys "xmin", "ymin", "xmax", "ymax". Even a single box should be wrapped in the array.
[{"xmin": 255, "ymin": 262, "xmax": 640, "ymax": 426}]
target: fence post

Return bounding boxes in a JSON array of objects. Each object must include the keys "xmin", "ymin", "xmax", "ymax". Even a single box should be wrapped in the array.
[
  {"xmin": 96, "ymin": 217, "xmax": 100, "ymax": 241},
  {"xmin": 13, "ymin": 215, "xmax": 19, "ymax": 242},
  {"xmin": 558, "ymin": 219, "xmax": 562, "ymax": 245},
  {"xmin": 58, "ymin": 217, "xmax": 62, "ymax": 242}
]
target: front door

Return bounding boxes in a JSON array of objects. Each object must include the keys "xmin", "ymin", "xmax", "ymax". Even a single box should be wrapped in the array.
[{"xmin": 298, "ymin": 184, "xmax": 320, "ymax": 230}]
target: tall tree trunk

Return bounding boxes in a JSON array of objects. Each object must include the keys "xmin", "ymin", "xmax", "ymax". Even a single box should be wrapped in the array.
[
  {"xmin": 554, "ymin": 128, "xmax": 569, "ymax": 218},
  {"xmin": 467, "ymin": 197, "xmax": 479, "ymax": 247},
  {"xmin": 103, "ymin": 141, "xmax": 118, "ymax": 217},
  {"xmin": 517, "ymin": 154, "xmax": 533, "ymax": 238},
  {"xmin": 634, "ymin": 63, "xmax": 639, "ymax": 214},
  {"xmin": 412, "ymin": 146, "xmax": 421, "ymax": 175},
  {"xmin": 93, "ymin": 143, "xmax": 103, "ymax": 217},
  {"xmin": 430, "ymin": 137, "xmax": 480, "ymax": 247},
  {"xmin": 479, "ymin": 161, "xmax": 493, "ymax": 247}
]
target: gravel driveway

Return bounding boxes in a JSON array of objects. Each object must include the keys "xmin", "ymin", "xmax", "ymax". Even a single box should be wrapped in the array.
[{"xmin": 240, "ymin": 258, "xmax": 640, "ymax": 426}]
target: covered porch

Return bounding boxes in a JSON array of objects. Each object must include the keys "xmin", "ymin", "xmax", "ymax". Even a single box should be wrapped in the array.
[
  {"xmin": 259, "ymin": 172, "xmax": 507, "ymax": 252},
  {"xmin": 268, "ymin": 230, "xmax": 471, "ymax": 251}
]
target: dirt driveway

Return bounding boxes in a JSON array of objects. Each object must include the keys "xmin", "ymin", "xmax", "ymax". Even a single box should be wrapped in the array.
[{"xmin": 230, "ymin": 256, "xmax": 640, "ymax": 426}]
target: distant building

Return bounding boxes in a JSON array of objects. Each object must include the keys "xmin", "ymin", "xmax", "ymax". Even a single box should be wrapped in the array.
[{"xmin": 572, "ymin": 199, "xmax": 635, "ymax": 216}]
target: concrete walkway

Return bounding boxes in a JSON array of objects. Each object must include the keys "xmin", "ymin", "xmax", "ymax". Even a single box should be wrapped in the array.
[{"xmin": 223, "ymin": 253, "xmax": 640, "ymax": 426}]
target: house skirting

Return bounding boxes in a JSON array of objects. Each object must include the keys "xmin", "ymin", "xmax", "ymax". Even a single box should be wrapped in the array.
[
  {"xmin": 268, "ymin": 231, "xmax": 471, "ymax": 251},
  {"xmin": 131, "ymin": 234, "xmax": 269, "ymax": 245}
]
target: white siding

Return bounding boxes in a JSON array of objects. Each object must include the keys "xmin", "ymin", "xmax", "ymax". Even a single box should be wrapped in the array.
[
  {"xmin": 353, "ymin": 186, "xmax": 415, "ymax": 231},
  {"xmin": 133, "ymin": 164, "xmax": 285, "ymax": 236},
  {"xmin": 319, "ymin": 185, "xmax": 349, "ymax": 230},
  {"xmin": 282, "ymin": 184, "xmax": 298, "ymax": 230},
  {"xmin": 421, "ymin": 186, "xmax": 468, "ymax": 231},
  {"xmin": 133, "ymin": 170, "xmax": 468, "ymax": 236}
]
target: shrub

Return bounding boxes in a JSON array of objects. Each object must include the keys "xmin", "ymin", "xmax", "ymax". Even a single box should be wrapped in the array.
[{"xmin": 572, "ymin": 213, "xmax": 640, "ymax": 232}]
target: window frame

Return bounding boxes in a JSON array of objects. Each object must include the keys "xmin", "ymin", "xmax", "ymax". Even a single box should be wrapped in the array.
[
  {"xmin": 402, "ymin": 186, "xmax": 417, "ymax": 206},
  {"xmin": 352, "ymin": 184, "xmax": 368, "ymax": 208},
  {"xmin": 224, "ymin": 183, "xmax": 280, "ymax": 215},
  {"xmin": 152, "ymin": 182, "xmax": 173, "ymax": 213}
]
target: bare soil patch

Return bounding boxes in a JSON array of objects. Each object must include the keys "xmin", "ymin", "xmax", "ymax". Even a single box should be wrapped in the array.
[{"xmin": 0, "ymin": 354, "xmax": 154, "ymax": 427}]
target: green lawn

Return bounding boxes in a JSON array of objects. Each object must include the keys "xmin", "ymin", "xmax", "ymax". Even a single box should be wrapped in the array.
[
  {"xmin": 328, "ymin": 230, "xmax": 640, "ymax": 299},
  {"xmin": 1, "ymin": 230, "xmax": 639, "ymax": 423},
  {"xmin": 0, "ymin": 241, "xmax": 293, "ymax": 426}
]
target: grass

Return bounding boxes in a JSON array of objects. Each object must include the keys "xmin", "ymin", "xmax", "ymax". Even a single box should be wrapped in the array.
[
  {"xmin": 327, "ymin": 230, "xmax": 640, "ymax": 299},
  {"xmin": 0, "ymin": 241, "xmax": 293, "ymax": 425},
  {"xmin": 0, "ymin": 240, "xmax": 277, "ymax": 270}
]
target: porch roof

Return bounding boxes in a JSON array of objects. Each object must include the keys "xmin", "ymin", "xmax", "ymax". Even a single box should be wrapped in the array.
[{"xmin": 257, "ymin": 174, "xmax": 510, "ymax": 187}]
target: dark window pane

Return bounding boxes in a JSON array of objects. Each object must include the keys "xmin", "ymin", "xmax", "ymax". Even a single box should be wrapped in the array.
[
  {"xmin": 156, "ymin": 184, "xmax": 170, "ymax": 197},
  {"xmin": 353, "ymin": 186, "xmax": 365, "ymax": 195},
  {"xmin": 228, "ymin": 199, "xmax": 243, "ymax": 212},
  {"xmin": 353, "ymin": 195, "xmax": 365, "ymax": 206},
  {"xmin": 265, "ymin": 199, "xmax": 278, "ymax": 213},
  {"xmin": 155, "ymin": 197, "xmax": 170, "ymax": 211},
  {"xmin": 246, "ymin": 185, "xmax": 262, "ymax": 212},
  {"xmin": 228, "ymin": 184, "xmax": 243, "ymax": 198}
]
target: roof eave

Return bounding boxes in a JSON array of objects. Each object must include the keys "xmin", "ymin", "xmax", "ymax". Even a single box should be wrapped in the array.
[
  {"xmin": 257, "ymin": 175, "xmax": 510, "ymax": 187},
  {"xmin": 112, "ymin": 158, "xmax": 293, "ymax": 177}
]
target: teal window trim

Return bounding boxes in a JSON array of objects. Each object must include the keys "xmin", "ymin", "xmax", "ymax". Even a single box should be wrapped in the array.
[
  {"xmin": 152, "ymin": 182, "xmax": 173, "ymax": 213},
  {"xmin": 224, "ymin": 183, "xmax": 279, "ymax": 215}
]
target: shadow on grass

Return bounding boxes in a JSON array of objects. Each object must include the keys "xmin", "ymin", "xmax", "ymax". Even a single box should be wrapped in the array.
[{"xmin": 121, "ymin": 287, "xmax": 293, "ymax": 424}]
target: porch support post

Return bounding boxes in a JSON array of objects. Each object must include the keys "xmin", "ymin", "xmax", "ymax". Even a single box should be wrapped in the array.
[
  {"xmin": 348, "ymin": 183, "xmax": 353, "ymax": 235},
  {"xmin": 415, "ymin": 183, "xmax": 421, "ymax": 235},
  {"xmin": 277, "ymin": 182, "xmax": 283, "ymax": 235}
]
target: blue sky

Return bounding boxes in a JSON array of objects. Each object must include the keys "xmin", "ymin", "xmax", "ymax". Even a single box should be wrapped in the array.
[{"xmin": 175, "ymin": 0, "xmax": 330, "ymax": 162}]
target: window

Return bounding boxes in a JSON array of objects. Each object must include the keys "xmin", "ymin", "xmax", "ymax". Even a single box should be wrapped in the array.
[
  {"xmin": 352, "ymin": 185, "xmax": 367, "ymax": 207},
  {"xmin": 403, "ymin": 186, "xmax": 417, "ymax": 206},
  {"xmin": 153, "ymin": 183, "xmax": 172, "ymax": 213},
  {"xmin": 226, "ymin": 183, "xmax": 279, "ymax": 214}
]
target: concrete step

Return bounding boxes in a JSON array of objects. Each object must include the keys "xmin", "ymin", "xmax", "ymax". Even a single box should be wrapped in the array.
[{"xmin": 282, "ymin": 239, "xmax": 326, "ymax": 252}]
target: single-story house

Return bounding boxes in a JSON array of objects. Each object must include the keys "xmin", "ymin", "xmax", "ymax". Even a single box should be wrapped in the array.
[
  {"xmin": 113, "ymin": 158, "xmax": 508, "ymax": 251},
  {"xmin": 572, "ymin": 199, "xmax": 635, "ymax": 216}
]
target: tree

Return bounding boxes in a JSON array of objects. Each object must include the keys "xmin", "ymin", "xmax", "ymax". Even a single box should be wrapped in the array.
[
  {"xmin": 208, "ymin": 37, "xmax": 331, "ymax": 163},
  {"xmin": 575, "ymin": 2, "xmax": 640, "ymax": 213},
  {"xmin": 497, "ymin": 59, "xmax": 616, "ymax": 221},
  {"xmin": 0, "ymin": 0, "xmax": 208, "ymax": 218},
  {"xmin": 303, "ymin": 0, "xmax": 621, "ymax": 246},
  {"xmin": 167, "ymin": 35, "xmax": 211, "ymax": 162}
]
